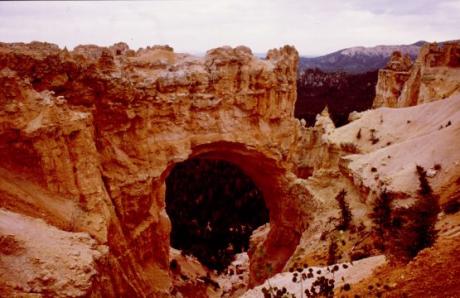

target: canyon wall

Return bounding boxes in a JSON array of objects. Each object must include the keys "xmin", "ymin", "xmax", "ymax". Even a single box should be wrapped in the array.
[
  {"xmin": 0, "ymin": 42, "xmax": 331, "ymax": 296},
  {"xmin": 373, "ymin": 41, "xmax": 460, "ymax": 108}
]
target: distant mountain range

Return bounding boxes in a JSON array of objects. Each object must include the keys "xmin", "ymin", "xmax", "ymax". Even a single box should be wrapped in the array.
[{"xmin": 299, "ymin": 41, "xmax": 427, "ymax": 73}]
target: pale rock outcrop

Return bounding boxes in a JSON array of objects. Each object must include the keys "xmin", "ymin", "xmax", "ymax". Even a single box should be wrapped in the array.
[
  {"xmin": 372, "ymin": 51, "xmax": 413, "ymax": 108},
  {"xmin": 385, "ymin": 51, "xmax": 413, "ymax": 72},
  {"xmin": 373, "ymin": 41, "xmax": 460, "ymax": 108}
]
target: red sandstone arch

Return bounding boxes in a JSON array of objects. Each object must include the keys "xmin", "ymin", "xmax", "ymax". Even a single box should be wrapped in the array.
[
  {"xmin": 0, "ymin": 42, "xmax": 309, "ymax": 296},
  {"xmin": 158, "ymin": 141, "xmax": 307, "ymax": 286}
]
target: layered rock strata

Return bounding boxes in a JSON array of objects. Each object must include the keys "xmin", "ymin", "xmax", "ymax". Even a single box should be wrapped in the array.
[{"xmin": 0, "ymin": 42, "xmax": 326, "ymax": 296}]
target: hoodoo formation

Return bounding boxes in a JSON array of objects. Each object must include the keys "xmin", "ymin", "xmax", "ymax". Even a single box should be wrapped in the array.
[
  {"xmin": 0, "ymin": 40, "xmax": 460, "ymax": 297},
  {"xmin": 373, "ymin": 42, "xmax": 460, "ymax": 108}
]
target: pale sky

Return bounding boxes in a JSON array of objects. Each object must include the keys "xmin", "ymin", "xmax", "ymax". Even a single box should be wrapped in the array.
[{"xmin": 0, "ymin": 0, "xmax": 459, "ymax": 56}]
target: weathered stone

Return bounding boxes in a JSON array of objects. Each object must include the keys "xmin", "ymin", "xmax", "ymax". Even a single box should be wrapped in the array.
[
  {"xmin": 0, "ymin": 42, "xmax": 323, "ymax": 296},
  {"xmin": 373, "ymin": 41, "xmax": 460, "ymax": 108}
]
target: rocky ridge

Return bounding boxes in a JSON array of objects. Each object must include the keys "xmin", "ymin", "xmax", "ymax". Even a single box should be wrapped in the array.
[{"xmin": 299, "ymin": 42, "xmax": 424, "ymax": 74}]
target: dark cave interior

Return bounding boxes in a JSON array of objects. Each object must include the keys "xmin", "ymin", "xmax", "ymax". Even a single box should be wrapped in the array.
[{"xmin": 165, "ymin": 158, "xmax": 269, "ymax": 272}]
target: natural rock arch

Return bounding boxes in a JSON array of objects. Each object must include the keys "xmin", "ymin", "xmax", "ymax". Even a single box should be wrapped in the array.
[
  {"xmin": 153, "ymin": 141, "xmax": 311, "ymax": 285},
  {"xmin": 0, "ymin": 42, "xmax": 325, "ymax": 296}
]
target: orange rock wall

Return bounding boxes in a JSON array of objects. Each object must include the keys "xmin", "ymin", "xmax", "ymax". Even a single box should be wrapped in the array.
[{"xmin": 0, "ymin": 42, "xmax": 323, "ymax": 296}]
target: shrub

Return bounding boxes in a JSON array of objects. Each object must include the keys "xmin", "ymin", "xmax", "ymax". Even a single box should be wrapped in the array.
[
  {"xmin": 170, "ymin": 259, "xmax": 179, "ymax": 271},
  {"xmin": 416, "ymin": 165, "xmax": 433, "ymax": 196},
  {"xmin": 369, "ymin": 129, "xmax": 380, "ymax": 144},
  {"xmin": 442, "ymin": 198, "xmax": 460, "ymax": 214},
  {"xmin": 372, "ymin": 190, "xmax": 392, "ymax": 228},
  {"xmin": 305, "ymin": 275, "xmax": 335, "ymax": 298},
  {"xmin": 373, "ymin": 166, "xmax": 440, "ymax": 259},
  {"xmin": 390, "ymin": 193, "xmax": 439, "ymax": 259},
  {"xmin": 335, "ymin": 189, "xmax": 352, "ymax": 230},
  {"xmin": 341, "ymin": 142, "xmax": 360, "ymax": 153},
  {"xmin": 350, "ymin": 250, "xmax": 372, "ymax": 261},
  {"xmin": 370, "ymin": 189, "xmax": 393, "ymax": 250},
  {"xmin": 327, "ymin": 237, "xmax": 339, "ymax": 265}
]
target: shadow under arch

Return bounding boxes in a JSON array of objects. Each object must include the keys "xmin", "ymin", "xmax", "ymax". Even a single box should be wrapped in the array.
[
  {"xmin": 160, "ymin": 141, "xmax": 306, "ymax": 285},
  {"xmin": 165, "ymin": 157, "xmax": 269, "ymax": 271}
]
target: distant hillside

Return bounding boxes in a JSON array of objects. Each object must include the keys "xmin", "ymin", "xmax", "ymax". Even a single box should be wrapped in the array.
[
  {"xmin": 299, "ymin": 41, "xmax": 426, "ymax": 73},
  {"xmin": 295, "ymin": 68, "xmax": 378, "ymax": 126}
]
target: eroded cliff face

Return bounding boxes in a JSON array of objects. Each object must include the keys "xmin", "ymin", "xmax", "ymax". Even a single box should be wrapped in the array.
[
  {"xmin": 373, "ymin": 41, "xmax": 460, "ymax": 108},
  {"xmin": 0, "ymin": 42, "xmax": 329, "ymax": 296},
  {"xmin": 372, "ymin": 51, "xmax": 413, "ymax": 108}
]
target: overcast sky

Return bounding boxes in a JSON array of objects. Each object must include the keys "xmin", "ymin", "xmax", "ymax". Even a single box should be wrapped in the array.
[{"xmin": 0, "ymin": 1, "xmax": 459, "ymax": 56}]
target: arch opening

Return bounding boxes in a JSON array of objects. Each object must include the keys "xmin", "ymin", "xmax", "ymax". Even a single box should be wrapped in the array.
[{"xmin": 165, "ymin": 157, "xmax": 269, "ymax": 272}]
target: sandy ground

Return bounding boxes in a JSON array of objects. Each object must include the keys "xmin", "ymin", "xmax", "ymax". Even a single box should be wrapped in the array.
[
  {"xmin": 217, "ymin": 252, "xmax": 250, "ymax": 297},
  {"xmin": 326, "ymin": 94, "xmax": 460, "ymax": 216},
  {"xmin": 0, "ymin": 167, "xmax": 81, "ymax": 230},
  {"xmin": 347, "ymin": 222, "xmax": 460, "ymax": 297},
  {"xmin": 0, "ymin": 209, "xmax": 107, "ymax": 297},
  {"xmin": 241, "ymin": 255, "xmax": 386, "ymax": 297}
]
